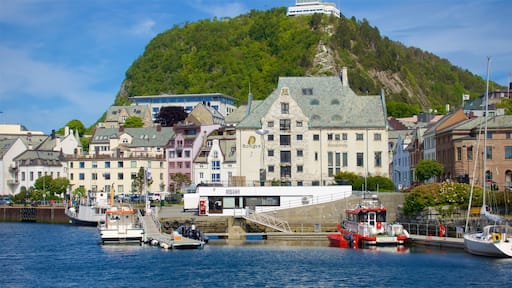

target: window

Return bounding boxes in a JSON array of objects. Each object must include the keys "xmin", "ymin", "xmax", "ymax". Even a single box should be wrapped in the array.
[
  {"xmin": 212, "ymin": 161, "xmax": 220, "ymax": 170},
  {"xmin": 457, "ymin": 147, "xmax": 462, "ymax": 161},
  {"xmin": 267, "ymin": 134, "xmax": 274, "ymax": 141},
  {"xmin": 302, "ymin": 88, "xmax": 313, "ymax": 95},
  {"xmin": 21, "ymin": 172, "xmax": 26, "ymax": 181},
  {"xmin": 185, "ymin": 150, "xmax": 191, "ymax": 158},
  {"xmin": 169, "ymin": 151, "xmax": 175, "ymax": 158},
  {"xmin": 117, "ymin": 161, "xmax": 123, "ymax": 168},
  {"xmin": 313, "ymin": 134, "xmax": 319, "ymax": 141},
  {"xmin": 280, "ymin": 166, "xmax": 291, "ymax": 178},
  {"xmin": 118, "ymin": 173, "xmax": 124, "ymax": 180},
  {"xmin": 199, "ymin": 172, "xmax": 204, "ymax": 179},
  {"xmin": 281, "ymin": 103, "xmax": 289, "ymax": 114},
  {"xmin": 467, "ymin": 146, "xmax": 473, "ymax": 160},
  {"xmin": 486, "ymin": 132, "xmax": 493, "ymax": 139},
  {"xmin": 280, "ymin": 135, "xmax": 291, "ymax": 146},
  {"xmin": 374, "ymin": 152, "xmax": 382, "ymax": 167},
  {"xmin": 104, "ymin": 161, "xmax": 110, "ymax": 168},
  {"xmin": 280, "ymin": 151, "xmax": 291, "ymax": 163},
  {"xmin": 70, "ymin": 162, "xmax": 74, "ymax": 168},
  {"xmin": 297, "ymin": 150, "xmax": 303, "ymax": 157},
  {"xmin": 296, "ymin": 121, "xmax": 303, "ymax": 127},
  {"xmin": 342, "ymin": 133, "xmax": 348, "ymax": 140},
  {"xmin": 280, "ymin": 119, "xmax": 291, "ymax": 131},
  {"xmin": 335, "ymin": 134, "xmax": 340, "ymax": 141},
  {"xmin": 356, "ymin": 133, "xmax": 364, "ymax": 141},
  {"xmin": 297, "ymin": 181, "xmax": 303, "ymax": 186},
  {"xmin": 374, "ymin": 133, "xmax": 381, "ymax": 141},
  {"xmin": 268, "ymin": 165, "xmax": 274, "ymax": 173},
  {"xmin": 131, "ymin": 160, "xmax": 137, "ymax": 168},
  {"xmin": 68, "ymin": 173, "xmax": 71, "ymax": 181},
  {"xmin": 268, "ymin": 150, "xmax": 274, "ymax": 157},
  {"xmin": 296, "ymin": 134, "xmax": 303, "ymax": 141},
  {"xmin": 91, "ymin": 173, "xmax": 98, "ymax": 180},
  {"xmin": 505, "ymin": 146, "xmax": 512, "ymax": 160},
  {"xmin": 213, "ymin": 151, "xmax": 219, "ymax": 158},
  {"xmin": 297, "ymin": 165, "xmax": 303, "ymax": 173},
  {"xmin": 328, "ymin": 152, "xmax": 334, "ymax": 177},
  {"xmin": 92, "ymin": 161, "xmax": 98, "ymax": 168},
  {"xmin": 79, "ymin": 161, "xmax": 85, "ymax": 168},
  {"xmin": 79, "ymin": 173, "xmax": 85, "ymax": 180},
  {"xmin": 211, "ymin": 173, "xmax": 220, "ymax": 183},
  {"xmin": 507, "ymin": 132, "xmax": 511, "ymax": 139},
  {"xmin": 131, "ymin": 172, "xmax": 137, "ymax": 180},
  {"xmin": 104, "ymin": 173, "xmax": 111, "ymax": 180},
  {"xmin": 327, "ymin": 134, "xmax": 333, "ymax": 141},
  {"xmin": 357, "ymin": 153, "xmax": 364, "ymax": 167},
  {"xmin": 268, "ymin": 121, "xmax": 274, "ymax": 128},
  {"xmin": 314, "ymin": 152, "xmax": 318, "ymax": 161},
  {"xmin": 486, "ymin": 146, "xmax": 492, "ymax": 160}
]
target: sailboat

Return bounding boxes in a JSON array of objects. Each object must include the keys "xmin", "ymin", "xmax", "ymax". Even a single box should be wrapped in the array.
[{"xmin": 463, "ymin": 58, "xmax": 512, "ymax": 257}]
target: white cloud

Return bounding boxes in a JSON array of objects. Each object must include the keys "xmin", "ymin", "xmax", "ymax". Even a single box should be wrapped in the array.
[{"xmin": 129, "ymin": 19, "xmax": 157, "ymax": 37}]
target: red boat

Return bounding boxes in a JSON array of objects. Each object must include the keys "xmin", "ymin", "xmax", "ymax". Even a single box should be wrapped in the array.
[{"xmin": 328, "ymin": 195, "xmax": 410, "ymax": 248}]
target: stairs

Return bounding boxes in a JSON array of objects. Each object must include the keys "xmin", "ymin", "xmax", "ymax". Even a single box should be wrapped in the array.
[{"xmin": 242, "ymin": 209, "xmax": 292, "ymax": 233}]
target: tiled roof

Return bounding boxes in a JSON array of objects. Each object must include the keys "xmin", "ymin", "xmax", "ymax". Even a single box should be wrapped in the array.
[
  {"xmin": 91, "ymin": 127, "xmax": 174, "ymax": 147},
  {"xmin": 237, "ymin": 76, "xmax": 386, "ymax": 129}
]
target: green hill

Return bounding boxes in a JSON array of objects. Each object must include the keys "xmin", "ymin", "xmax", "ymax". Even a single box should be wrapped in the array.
[{"xmin": 115, "ymin": 7, "xmax": 498, "ymax": 117}]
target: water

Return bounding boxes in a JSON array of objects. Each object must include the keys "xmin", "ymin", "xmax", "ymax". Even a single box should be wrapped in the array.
[{"xmin": 0, "ymin": 222, "xmax": 511, "ymax": 288}]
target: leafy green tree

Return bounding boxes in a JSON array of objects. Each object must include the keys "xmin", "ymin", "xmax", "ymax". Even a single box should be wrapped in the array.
[
  {"xmin": 334, "ymin": 171, "xmax": 358, "ymax": 185},
  {"xmin": 33, "ymin": 175, "xmax": 53, "ymax": 193},
  {"xmin": 415, "ymin": 160, "xmax": 444, "ymax": 182},
  {"xmin": 170, "ymin": 173, "xmax": 191, "ymax": 193},
  {"xmin": 132, "ymin": 167, "xmax": 153, "ymax": 194},
  {"xmin": 58, "ymin": 119, "xmax": 86, "ymax": 136},
  {"xmin": 52, "ymin": 177, "xmax": 70, "ymax": 196},
  {"xmin": 123, "ymin": 116, "xmax": 144, "ymax": 128},
  {"xmin": 72, "ymin": 186, "xmax": 86, "ymax": 199}
]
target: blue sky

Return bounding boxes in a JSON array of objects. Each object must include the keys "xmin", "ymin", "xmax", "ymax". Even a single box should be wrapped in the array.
[{"xmin": 1, "ymin": 0, "xmax": 510, "ymax": 133}]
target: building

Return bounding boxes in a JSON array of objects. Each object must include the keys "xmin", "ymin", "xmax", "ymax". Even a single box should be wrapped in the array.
[
  {"xmin": 69, "ymin": 126, "xmax": 173, "ymax": 194},
  {"xmin": 287, "ymin": 0, "xmax": 341, "ymax": 18},
  {"xmin": 193, "ymin": 127, "xmax": 237, "ymax": 186},
  {"xmin": 98, "ymin": 105, "xmax": 153, "ymax": 128},
  {"xmin": 129, "ymin": 93, "xmax": 237, "ymax": 120},
  {"xmin": 438, "ymin": 115, "xmax": 512, "ymax": 190},
  {"xmin": 236, "ymin": 69, "xmax": 389, "ymax": 186}
]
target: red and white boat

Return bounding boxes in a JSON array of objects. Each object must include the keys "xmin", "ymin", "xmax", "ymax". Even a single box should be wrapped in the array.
[{"xmin": 328, "ymin": 195, "xmax": 410, "ymax": 248}]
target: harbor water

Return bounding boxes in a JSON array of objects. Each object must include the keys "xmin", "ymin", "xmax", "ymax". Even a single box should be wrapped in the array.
[{"xmin": 0, "ymin": 222, "xmax": 510, "ymax": 288}]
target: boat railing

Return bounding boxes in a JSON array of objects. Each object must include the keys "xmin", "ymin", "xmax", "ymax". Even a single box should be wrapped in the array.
[{"xmin": 402, "ymin": 222, "xmax": 460, "ymax": 238}]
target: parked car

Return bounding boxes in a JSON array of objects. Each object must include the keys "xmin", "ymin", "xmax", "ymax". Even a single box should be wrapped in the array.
[{"xmin": 0, "ymin": 198, "xmax": 13, "ymax": 206}]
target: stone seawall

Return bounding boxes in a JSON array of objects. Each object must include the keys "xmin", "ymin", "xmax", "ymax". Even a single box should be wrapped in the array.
[{"xmin": 0, "ymin": 207, "xmax": 69, "ymax": 224}]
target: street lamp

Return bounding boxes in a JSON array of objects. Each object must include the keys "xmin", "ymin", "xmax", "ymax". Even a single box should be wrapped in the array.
[{"xmin": 255, "ymin": 129, "xmax": 269, "ymax": 186}]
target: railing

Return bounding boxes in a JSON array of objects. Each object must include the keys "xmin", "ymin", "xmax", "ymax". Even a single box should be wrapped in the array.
[
  {"xmin": 242, "ymin": 208, "xmax": 292, "ymax": 233},
  {"xmin": 255, "ymin": 191, "xmax": 352, "ymax": 213}
]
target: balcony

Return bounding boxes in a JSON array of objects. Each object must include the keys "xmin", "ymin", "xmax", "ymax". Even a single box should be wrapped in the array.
[{"xmin": 7, "ymin": 179, "xmax": 19, "ymax": 185}]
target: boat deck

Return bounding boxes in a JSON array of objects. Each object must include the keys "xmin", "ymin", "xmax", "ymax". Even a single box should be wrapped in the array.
[{"xmin": 141, "ymin": 213, "xmax": 205, "ymax": 249}]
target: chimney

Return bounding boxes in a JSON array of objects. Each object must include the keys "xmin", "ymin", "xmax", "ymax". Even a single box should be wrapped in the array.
[
  {"xmin": 119, "ymin": 125, "xmax": 124, "ymax": 132},
  {"xmin": 341, "ymin": 67, "xmax": 349, "ymax": 87},
  {"xmin": 51, "ymin": 129, "xmax": 56, "ymax": 139},
  {"xmin": 64, "ymin": 126, "xmax": 70, "ymax": 136}
]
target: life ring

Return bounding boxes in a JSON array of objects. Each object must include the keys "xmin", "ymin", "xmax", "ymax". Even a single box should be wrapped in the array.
[
  {"xmin": 492, "ymin": 233, "xmax": 501, "ymax": 242},
  {"xmin": 163, "ymin": 221, "xmax": 171, "ymax": 229},
  {"xmin": 439, "ymin": 224, "xmax": 446, "ymax": 237},
  {"xmin": 376, "ymin": 222, "xmax": 382, "ymax": 229}
]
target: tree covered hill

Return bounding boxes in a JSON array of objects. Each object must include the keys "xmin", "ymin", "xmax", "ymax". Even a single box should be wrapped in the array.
[{"xmin": 115, "ymin": 7, "xmax": 497, "ymax": 117}]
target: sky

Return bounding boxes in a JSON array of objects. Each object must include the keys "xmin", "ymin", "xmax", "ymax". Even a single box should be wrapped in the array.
[{"xmin": 1, "ymin": 0, "xmax": 511, "ymax": 134}]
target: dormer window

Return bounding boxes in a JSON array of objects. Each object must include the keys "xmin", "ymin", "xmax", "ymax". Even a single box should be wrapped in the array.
[
  {"xmin": 302, "ymin": 88, "xmax": 313, "ymax": 95},
  {"xmin": 281, "ymin": 103, "xmax": 289, "ymax": 114}
]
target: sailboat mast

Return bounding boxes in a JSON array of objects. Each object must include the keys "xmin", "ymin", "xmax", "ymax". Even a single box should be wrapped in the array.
[{"xmin": 482, "ymin": 57, "xmax": 491, "ymax": 209}]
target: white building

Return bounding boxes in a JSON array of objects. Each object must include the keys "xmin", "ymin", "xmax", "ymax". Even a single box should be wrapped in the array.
[
  {"xmin": 193, "ymin": 128, "xmax": 237, "ymax": 186},
  {"xmin": 392, "ymin": 134, "xmax": 412, "ymax": 190},
  {"xmin": 129, "ymin": 93, "xmax": 237, "ymax": 120},
  {"xmin": 236, "ymin": 69, "xmax": 389, "ymax": 186},
  {"xmin": 287, "ymin": 0, "xmax": 340, "ymax": 18}
]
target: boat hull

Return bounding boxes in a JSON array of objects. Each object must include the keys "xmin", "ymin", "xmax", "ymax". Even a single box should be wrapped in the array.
[{"xmin": 464, "ymin": 233, "xmax": 512, "ymax": 258}]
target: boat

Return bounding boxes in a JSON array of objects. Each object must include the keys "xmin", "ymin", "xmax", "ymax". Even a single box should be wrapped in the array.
[
  {"xmin": 97, "ymin": 205, "xmax": 144, "ymax": 244},
  {"xmin": 327, "ymin": 194, "xmax": 410, "ymax": 248},
  {"xmin": 65, "ymin": 190, "xmax": 112, "ymax": 226},
  {"xmin": 463, "ymin": 58, "xmax": 512, "ymax": 257}
]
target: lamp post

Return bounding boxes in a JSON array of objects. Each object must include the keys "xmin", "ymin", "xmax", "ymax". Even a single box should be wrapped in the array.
[{"xmin": 255, "ymin": 129, "xmax": 269, "ymax": 186}]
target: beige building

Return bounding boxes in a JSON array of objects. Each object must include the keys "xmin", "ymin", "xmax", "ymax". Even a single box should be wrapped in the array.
[
  {"xmin": 68, "ymin": 126, "xmax": 173, "ymax": 194},
  {"xmin": 97, "ymin": 105, "xmax": 153, "ymax": 128},
  {"xmin": 236, "ymin": 70, "xmax": 389, "ymax": 186}
]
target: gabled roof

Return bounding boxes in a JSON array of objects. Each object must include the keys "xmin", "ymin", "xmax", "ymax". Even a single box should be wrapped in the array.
[
  {"xmin": 91, "ymin": 127, "xmax": 174, "ymax": 147},
  {"xmin": 225, "ymin": 100, "xmax": 263, "ymax": 125},
  {"xmin": 104, "ymin": 105, "xmax": 152, "ymax": 122},
  {"xmin": 14, "ymin": 150, "xmax": 63, "ymax": 166},
  {"xmin": 237, "ymin": 76, "xmax": 386, "ymax": 129}
]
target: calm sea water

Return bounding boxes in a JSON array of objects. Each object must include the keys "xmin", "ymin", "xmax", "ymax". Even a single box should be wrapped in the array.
[{"xmin": 0, "ymin": 222, "xmax": 510, "ymax": 288}]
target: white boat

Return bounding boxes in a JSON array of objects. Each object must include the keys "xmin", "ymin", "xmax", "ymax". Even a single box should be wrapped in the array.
[
  {"xmin": 97, "ymin": 205, "xmax": 144, "ymax": 244},
  {"xmin": 463, "ymin": 58, "xmax": 512, "ymax": 257},
  {"xmin": 65, "ymin": 191, "xmax": 112, "ymax": 226}
]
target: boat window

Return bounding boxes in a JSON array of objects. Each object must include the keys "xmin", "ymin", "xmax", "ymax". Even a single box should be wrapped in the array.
[{"xmin": 377, "ymin": 212, "xmax": 386, "ymax": 222}]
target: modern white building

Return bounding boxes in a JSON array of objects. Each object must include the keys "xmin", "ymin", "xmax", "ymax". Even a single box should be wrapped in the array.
[
  {"xmin": 287, "ymin": 0, "xmax": 341, "ymax": 18},
  {"xmin": 236, "ymin": 69, "xmax": 389, "ymax": 186},
  {"xmin": 129, "ymin": 93, "xmax": 237, "ymax": 120}
]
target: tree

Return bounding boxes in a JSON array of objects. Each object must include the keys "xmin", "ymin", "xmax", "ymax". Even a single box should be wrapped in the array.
[
  {"xmin": 132, "ymin": 167, "xmax": 153, "ymax": 194},
  {"xmin": 415, "ymin": 160, "xmax": 444, "ymax": 182},
  {"xmin": 333, "ymin": 171, "xmax": 358, "ymax": 185},
  {"xmin": 52, "ymin": 177, "xmax": 70, "ymax": 196},
  {"xmin": 72, "ymin": 186, "xmax": 86, "ymax": 199},
  {"xmin": 124, "ymin": 116, "xmax": 144, "ymax": 128},
  {"xmin": 170, "ymin": 173, "xmax": 191, "ymax": 193},
  {"xmin": 59, "ymin": 119, "xmax": 86, "ymax": 136}
]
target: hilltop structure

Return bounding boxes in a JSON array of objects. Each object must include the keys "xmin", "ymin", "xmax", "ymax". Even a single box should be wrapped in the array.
[{"xmin": 286, "ymin": 0, "xmax": 341, "ymax": 18}]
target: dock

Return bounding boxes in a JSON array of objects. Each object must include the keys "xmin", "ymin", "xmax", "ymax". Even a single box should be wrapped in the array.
[{"xmin": 140, "ymin": 212, "xmax": 205, "ymax": 249}]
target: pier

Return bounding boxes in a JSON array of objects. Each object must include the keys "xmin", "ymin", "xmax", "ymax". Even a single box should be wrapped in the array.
[{"xmin": 140, "ymin": 210, "xmax": 205, "ymax": 249}]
